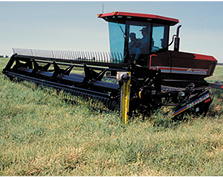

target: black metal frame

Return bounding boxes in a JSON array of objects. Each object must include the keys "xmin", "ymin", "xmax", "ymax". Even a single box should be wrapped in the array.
[{"xmin": 2, "ymin": 53, "xmax": 217, "ymax": 119}]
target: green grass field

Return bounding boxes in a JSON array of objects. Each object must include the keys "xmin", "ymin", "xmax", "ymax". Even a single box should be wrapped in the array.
[{"xmin": 0, "ymin": 57, "xmax": 223, "ymax": 175}]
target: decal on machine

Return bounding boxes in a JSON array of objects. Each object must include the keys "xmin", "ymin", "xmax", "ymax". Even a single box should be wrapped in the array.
[
  {"xmin": 172, "ymin": 93, "xmax": 210, "ymax": 116},
  {"xmin": 150, "ymin": 66, "xmax": 208, "ymax": 75}
]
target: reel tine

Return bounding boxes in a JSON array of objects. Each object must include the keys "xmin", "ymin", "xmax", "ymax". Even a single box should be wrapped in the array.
[{"xmin": 99, "ymin": 52, "xmax": 102, "ymax": 62}]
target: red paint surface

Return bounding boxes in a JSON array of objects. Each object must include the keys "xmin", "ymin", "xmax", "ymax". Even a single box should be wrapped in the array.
[{"xmin": 98, "ymin": 11, "xmax": 179, "ymax": 24}]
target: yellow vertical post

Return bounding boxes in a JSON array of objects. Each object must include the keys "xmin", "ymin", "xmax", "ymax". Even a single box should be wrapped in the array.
[{"xmin": 121, "ymin": 72, "xmax": 131, "ymax": 124}]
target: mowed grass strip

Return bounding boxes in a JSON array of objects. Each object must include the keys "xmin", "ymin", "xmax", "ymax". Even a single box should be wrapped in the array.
[{"xmin": 0, "ymin": 57, "xmax": 223, "ymax": 175}]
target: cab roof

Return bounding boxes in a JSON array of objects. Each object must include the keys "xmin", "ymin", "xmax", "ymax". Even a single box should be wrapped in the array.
[{"xmin": 97, "ymin": 11, "xmax": 179, "ymax": 26}]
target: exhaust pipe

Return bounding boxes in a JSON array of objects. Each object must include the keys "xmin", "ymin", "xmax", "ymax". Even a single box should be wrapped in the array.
[{"xmin": 174, "ymin": 25, "xmax": 182, "ymax": 52}]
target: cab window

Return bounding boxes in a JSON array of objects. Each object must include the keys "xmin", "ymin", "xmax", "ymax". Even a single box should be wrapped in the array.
[
  {"xmin": 126, "ymin": 21, "xmax": 152, "ymax": 66},
  {"xmin": 152, "ymin": 24, "xmax": 169, "ymax": 53},
  {"xmin": 108, "ymin": 22, "xmax": 126, "ymax": 63}
]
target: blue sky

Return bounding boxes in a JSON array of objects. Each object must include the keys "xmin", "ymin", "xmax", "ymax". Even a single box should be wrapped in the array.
[{"xmin": 1, "ymin": 1, "xmax": 223, "ymax": 62}]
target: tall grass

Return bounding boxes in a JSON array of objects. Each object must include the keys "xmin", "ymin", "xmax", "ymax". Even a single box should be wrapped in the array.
[
  {"xmin": 0, "ymin": 57, "xmax": 223, "ymax": 175},
  {"xmin": 205, "ymin": 65, "xmax": 223, "ymax": 83}
]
